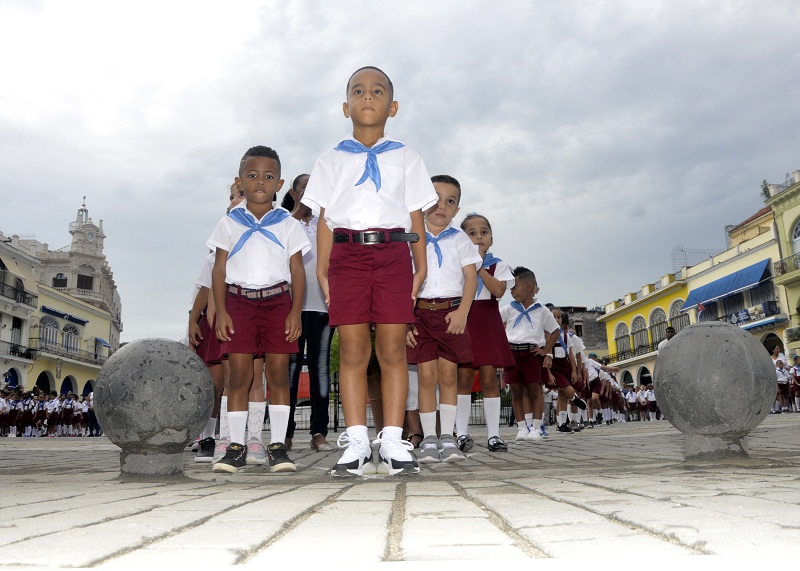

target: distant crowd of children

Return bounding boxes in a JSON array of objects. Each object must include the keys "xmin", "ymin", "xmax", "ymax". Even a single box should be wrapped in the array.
[
  {"xmin": 0, "ymin": 388, "xmax": 101, "ymax": 437},
  {"xmin": 185, "ymin": 65, "xmax": 670, "ymax": 478}
]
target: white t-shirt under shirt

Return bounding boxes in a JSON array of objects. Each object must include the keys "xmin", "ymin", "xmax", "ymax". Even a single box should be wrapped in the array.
[
  {"xmin": 417, "ymin": 223, "xmax": 481, "ymax": 299},
  {"xmin": 206, "ymin": 202, "xmax": 310, "ymax": 290},
  {"xmin": 302, "ymin": 135, "xmax": 438, "ymax": 231},
  {"xmin": 297, "ymin": 215, "xmax": 327, "ymax": 313},
  {"xmin": 500, "ymin": 301, "xmax": 560, "ymax": 346}
]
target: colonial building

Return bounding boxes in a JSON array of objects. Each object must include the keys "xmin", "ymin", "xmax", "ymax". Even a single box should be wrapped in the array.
[
  {"xmin": 599, "ymin": 205, "xmax": 785, "ymax": 386},
  {"xmin": 766, "ymin": 169, "xmax": 800, "ymax": 354},
  {"xmin": 1, "ymin": 200, "xmax": 122, "ymax": 395},
  {"xmin": 558, "ymin": 306, "xmax": 608, "ymax": 357},
  {"xmin": 0, "ymin": 237, "xmax": 39, "ymax": 389}
]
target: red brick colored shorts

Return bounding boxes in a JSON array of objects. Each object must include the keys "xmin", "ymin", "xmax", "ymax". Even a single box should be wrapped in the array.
[
  {"xmin": 504, "ymin": 350, "xmax": 545, "ymax": 385},
  {"xmin": 407, "ymin": 303, "xmax": 473, "ymax": 365},
  {"xmin": 328, "ymin": 229, "xmax": 415, "ymax": 327},
  {"xmin": 221, "ymin": 290, "xmax": 298, "ymax": 356}
]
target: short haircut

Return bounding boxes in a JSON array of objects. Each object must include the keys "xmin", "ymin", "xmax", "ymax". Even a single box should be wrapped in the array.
[
  {"xmin": 346, "ymin": 66, "xmax": 394, "ymax": 98},
  {"xmin": 431, "ymin": 174, "xmax": 461, "ymax": 203},
  {"xmin": 461, "ymin": 212, "xmax": 492, "ymax": 232},
  {"xmin": 280, "ymin": 193, "xmax": 294, "ymax": 211},
  {"xmin": 560, "ymin": 310, "xmax": 570, "ymax": 325},
  {"xmin": 239, "ymin": 145, "xmax": 281, "ymax": 177},
  {"xmin": 512, "ymin": 266, "xmax": 537, "ymax": 287}
]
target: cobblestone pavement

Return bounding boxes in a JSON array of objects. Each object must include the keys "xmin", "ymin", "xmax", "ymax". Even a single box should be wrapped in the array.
[{"xmin": 1, "ymin": 415, "xmax": 799, "ymax": 567}]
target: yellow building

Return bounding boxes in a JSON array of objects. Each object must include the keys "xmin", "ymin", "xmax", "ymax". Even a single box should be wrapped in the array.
[
  {"xmin": 599, "ymin": 206, "xmax": 786, "ymax": 386},
  {"xmin": 766, "ymin": 169, "xmax": 800, "ymax": 354},
  {"xmin": 1, "ymin": 200, "xmax": 122, "ymax": 396}
]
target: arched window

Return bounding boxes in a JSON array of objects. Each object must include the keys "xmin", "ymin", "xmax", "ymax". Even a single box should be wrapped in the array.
[
  {"xmin": 40, "ymin": 316, "xmax": 59, "ymax": 347},
  {"xmin": 631, "ymin": 316, "xmax": 650, "ymax": 355},
  {"xmin": 669, "ymin": 299, "xmax": 690, "ymax": 332},
  {"xmin": 614, "ymin": 323, "xmax": 631, "ymax": 359},
  {"xmin": 649, "ymin": 308, "xmax": 668, "ymax": 344},
  {"xmin": 62, "ymin": 324, "xmax": 80, "ymax": 352},
  {"xmin": 792, "ymin": 218, "xmax": 800, "ymax": 254}
]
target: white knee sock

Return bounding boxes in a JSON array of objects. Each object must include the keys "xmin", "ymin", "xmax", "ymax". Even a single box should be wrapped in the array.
[
  {"xmin": 484, "ymin": 397, "xmax": 501, "ymax": 439},
  {"xmin": 268, "ymin": 404, "xmax": 290, "ymax": 445},
  {"xmin": 228, "ymin": 411, "xmax": 247, "ymax": 445},
  {"xmin": 201, "ymin": 416, "xmax": 217, "ymax": 440},
  {"xmin": 219, "ymin": 396, "xmax": 229, "ymax": 440},
  {"xmin": 439, "ymin": 404, "xmax": 457, "ymax": 437},
  {"xmin": 456, "ymin": 394, "xmax": 471, "ymax": 437},
  {"xmin": 247, "ymin": 402, "xmax": 266, "ymax": 442},
  {"xmin": 420, "ymin": 411, "xmax": 437, "ymax": 438}
]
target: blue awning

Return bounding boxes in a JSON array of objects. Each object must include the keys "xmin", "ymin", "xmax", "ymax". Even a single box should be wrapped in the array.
[
  {"xmin": 66, "ymin": 315, "xmax": 88, "ymax": 326},
  {"xmin": 741, "ymin": 316, "xmax": 787, "ymax": 331},
  {"xmin": 95, "ymin": 337, "xmax": 111, "ymax": 348},
  {"xmin": 41, "ymin": 306, "xmax": 67, "ymax": 319},
  {"xmin": 682, "ymin": 259, "xmax": 771, "ymax": 311}
]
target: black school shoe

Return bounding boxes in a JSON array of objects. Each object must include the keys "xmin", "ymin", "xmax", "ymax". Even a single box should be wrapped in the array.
[
  {"xmin": 487, "ymin": 436, "xmax": 508, "ymax": 452},
  {"xmin": 212, "ymin": 442, "xmax": 247, "ymax": 473},
  {"xmin": 195, "ymin": 437, "xmax": 215, "ymax": 463},
  {"xmin": 557, "ymin": 423, "xmax": 574, "ymax": 434},
  {"xmin": 268, "ymin": 442, "xmax": 297, "ymax": 473}
]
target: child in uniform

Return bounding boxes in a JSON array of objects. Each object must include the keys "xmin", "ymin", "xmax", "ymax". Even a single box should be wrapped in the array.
[
  {"xmin": 209, "ymin": 145, "xmax": 310, "ymax": 474},
  {"xmin": 455, "ymin": 213, "xmax": 515, "ymax": 453},
  {"xmin": 303, "ymin": 66, "xmax": 437, "ymax": 476},
  {"xmin": 407, "ymin": 175, "xmax": 480, "ymax": 463},
  {"xmin": 500, "ymin": 267, "xmax": 561, "ymax": 442}
]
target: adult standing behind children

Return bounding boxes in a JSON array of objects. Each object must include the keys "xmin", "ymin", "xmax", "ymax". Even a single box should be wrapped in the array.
[
  {"xmin": 302, "ymin": 66, "xmax": 438, "ymax": 476},
  {"xmin": 285, "ymin": 174, "xmax": 335, "ymax": 452}
]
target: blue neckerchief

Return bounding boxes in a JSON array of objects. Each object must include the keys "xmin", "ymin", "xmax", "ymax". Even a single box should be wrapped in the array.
[
  {"xmin": 334, "ymin": 139, "xmax": 405, "ymax": 191},
  {"xmin": 227, "ymin": 208, "xmax": 289, "ymax": 259},
  {"xmin": 426, "ymin": 227, "xmax": 460, "ymax": 267},
  {"xmin": 476, "ymin": 252, "xmax": 502, "ymax": 297},
  {"xmin": 556, "ymin": 329, "xmax": 568, "ymax": 355},
  {"xmin": 510, "ymin": 301, "xmax": 542, "ymax": 328}
]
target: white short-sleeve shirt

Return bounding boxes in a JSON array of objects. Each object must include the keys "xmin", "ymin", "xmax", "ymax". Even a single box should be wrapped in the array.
[
  {"xmin": 207, "ymin": 203, "xmax": 311, "ymax": 289},
  {"xmin": 475, "ymin": 259, "xmax": 514, "ymax": 301},
  {"xmin": 195, "ymin": 253, "xmax": 214, "ymax": 289},
  {"xmin": 417, "ymin": 224, "xmax": 481, "ymax": 299},
  {"xmin": 302, "ymin": 136, "xmax": 438, "ymax": 231},
  {"xmin": 553, "ymin": 328, "xmax": 575, "ymax": 360},
  {"xmin": 500, "ymin": 301, "xmax": 560, "ymax": 345}
]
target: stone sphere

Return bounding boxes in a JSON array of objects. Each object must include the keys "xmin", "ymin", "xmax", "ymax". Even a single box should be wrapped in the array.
[
  {"xmin": 654, "ymin": 321, "xmax": 776, "ymax": 458},
  {"xmin": 95, "ymin": 338, "xmax": 214, "ymax": 475}
]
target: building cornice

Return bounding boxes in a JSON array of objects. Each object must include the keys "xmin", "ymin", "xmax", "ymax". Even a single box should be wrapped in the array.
[{"xmin": 599, "ymin": 281, "xmax": 685, "ymax": 322}]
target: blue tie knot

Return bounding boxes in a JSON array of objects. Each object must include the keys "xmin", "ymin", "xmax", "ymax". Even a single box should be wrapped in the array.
[
  {"xmin": 510, "ymin": 301, "xmax": 542, "ymax": 328},
  {"xmin": 334, "ymin": 139, "xmax": 405, "ymax": 191},
  {"xmin": 425, "ymin": 227, "xmax": 460, "ymax": 267},
  {"xmin": 226, "ymin": 208, "xmax": 289, "ymax": 258}
]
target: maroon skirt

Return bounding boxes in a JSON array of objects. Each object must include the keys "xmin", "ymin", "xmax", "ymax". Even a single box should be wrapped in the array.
[{"xmin": 464, "ymin": 299, "xmax": 515, "ymax": 368}]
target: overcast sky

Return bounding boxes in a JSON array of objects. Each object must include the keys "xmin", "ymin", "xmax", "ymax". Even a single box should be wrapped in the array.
[{"xmin": 2, "ymin": 1, "xmax": 799, "ymax": 343}]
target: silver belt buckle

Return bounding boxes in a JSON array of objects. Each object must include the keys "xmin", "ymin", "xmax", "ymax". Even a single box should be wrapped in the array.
[{"xmin": 358, "ymin": 231, "xmax": 383, "ymax": 245}]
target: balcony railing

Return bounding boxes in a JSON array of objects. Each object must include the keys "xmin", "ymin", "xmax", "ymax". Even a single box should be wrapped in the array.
[
  {"xmin": 28, "ymin": 337, "xmax": 107, "ymax": 366},
  {"xmin": 0, "ymin": 281, "xmax": 38, "ymax": 307},
  {"xmin": 774, "ymin": 253, "xmax": 800, "ymax": 276},
  {"xmin": 607, "ymin": 341, "xmax": 660, "ymax": 363},
  {"xmin": 0, "ymin": 339, "xmax": 36, "ymax": 360}
]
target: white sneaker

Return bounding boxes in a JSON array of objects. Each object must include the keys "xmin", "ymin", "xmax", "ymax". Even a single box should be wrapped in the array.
[
  {"xmin": 524, "ymin": 429, "xmax": 543, "ymax": 441},
  {"xmin": 375, "ymin": 431, "xmax": 420, "ymax": 475},
  {"xmin": 331, "ymin": 432, "xmax": 376, "ymax": 477},
  {"xmin": 515, "ymin": 428, "xmax": 530, "ymax": 441}
]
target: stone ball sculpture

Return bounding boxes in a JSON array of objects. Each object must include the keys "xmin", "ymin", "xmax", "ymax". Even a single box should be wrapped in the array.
[
  {"xmin": 654, "ymin": 321, "xmax": 776, "ymax": 459},
  {"xmin": 95, "ymin": 338, "xmax": 214, "ymax": 475}
]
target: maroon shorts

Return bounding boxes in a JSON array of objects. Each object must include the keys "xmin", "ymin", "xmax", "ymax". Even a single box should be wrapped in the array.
[
  {"xmin": 549, "ymin": 357, "xmax": 572, "ymax": 389},
  {"xmin": 462, "ymin": 300, "xmax": 515, "ymax": 368},
  {"xmin": 196, "ymin": 315, "xmax": 223, "ymax": 365},
  {"xmin": 504, "ymin": 350, "xmax": 545, "ymax": 385},
  {"xmin": 407, "ymin": 303, "xmax": 473, "ymax": 365},
  {"xmin": 778, "ymin": 383, "xmax": 790, "ymax": 397},
  {"xmin": 221, "ymin": 290, "xmax": 298, "ymax": 356},
  {"xmin": 328, "ymin": 229, "xmax": 415, "ymax": 327},
  {"xmin": 590, "ymin": 379, "xmax": 602, "ymax": 395}
]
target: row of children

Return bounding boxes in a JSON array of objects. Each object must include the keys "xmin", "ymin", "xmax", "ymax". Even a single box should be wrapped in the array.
[
  {"xmin": 186, "ymin": 65, "xmax": 621, "ymax": 477},
  {"xmin": 0, "ymin": 389, "xmax": 99, "ymax": 437},
  {"xmin": 772, "ymin": 352, "xmax": 800, "ymax": 413}
]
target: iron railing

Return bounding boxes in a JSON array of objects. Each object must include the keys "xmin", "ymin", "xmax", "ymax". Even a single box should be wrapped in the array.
[{"xmin": 28, "ymin": 337, "xmax": 107, "ymax": 366}]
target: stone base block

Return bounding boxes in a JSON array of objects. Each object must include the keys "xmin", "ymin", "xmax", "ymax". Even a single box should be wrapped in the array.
[
  {"xmin": 120, "ymin": 451, "xmax": 184, "ymax": 476},
  {"xmin": 685, "ymin": 433, "xmax": 749, "ymax": 460}
]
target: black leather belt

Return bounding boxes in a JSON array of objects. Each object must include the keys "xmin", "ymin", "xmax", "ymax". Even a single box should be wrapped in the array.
[
  {"xmin": 510, "ymin": 343, "xmax": 539, "ymax": 352},
  {"xmin": 333, "ymin": 230, "xmax": 419, "ymax": 245}
]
